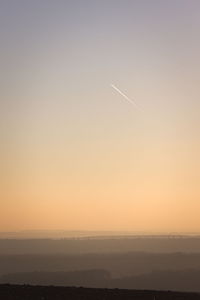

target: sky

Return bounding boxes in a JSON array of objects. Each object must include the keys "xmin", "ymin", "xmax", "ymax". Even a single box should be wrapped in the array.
[{"xmin": 0, "ymin": 0, "xmax": 200, "ymax": 233}]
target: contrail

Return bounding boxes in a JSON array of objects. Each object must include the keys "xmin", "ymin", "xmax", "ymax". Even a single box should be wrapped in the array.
[{"xmin": 110, "ymin": 83, "xmax": 142, "ymax": 111}]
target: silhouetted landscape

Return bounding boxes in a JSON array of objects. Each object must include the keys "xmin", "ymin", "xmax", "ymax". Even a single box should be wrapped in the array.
[
  {"xmin": 1, "ymin": 269, "xmax": 200, "ymax": 292},
  {"xmin": 1, "ymin": 284, "xmax": 200, "ymax": 300},
  {"xmin": 1, "ymin": 236, "xmax": 200, "ymax": 293}
]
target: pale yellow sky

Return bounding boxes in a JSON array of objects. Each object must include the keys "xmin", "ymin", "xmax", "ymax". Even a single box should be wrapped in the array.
[{"xmin": 1, "ymin": 0, "xmax": 200, "ymax": 232}]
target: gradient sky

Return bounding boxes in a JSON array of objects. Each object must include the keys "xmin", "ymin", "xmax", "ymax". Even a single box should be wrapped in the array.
[{"xmin": 1, "ymin": 0, "xmax": 200, "ymax": 232}]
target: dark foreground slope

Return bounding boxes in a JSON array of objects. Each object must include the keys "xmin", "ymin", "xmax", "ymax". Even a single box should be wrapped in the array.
[{"xmin": 0, "ymin": 285, "xmax": 200, "ymax": 300}]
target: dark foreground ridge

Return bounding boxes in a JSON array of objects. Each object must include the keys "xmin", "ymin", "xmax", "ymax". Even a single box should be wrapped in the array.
[{"xmin": 0, "ymin": 284, "xmax": 200, "ymax": 300}]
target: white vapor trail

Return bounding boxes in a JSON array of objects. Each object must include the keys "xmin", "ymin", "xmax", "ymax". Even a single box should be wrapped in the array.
[{"xmin": 110, "ymin": 83, "xmax": 142, "ymax": 111}]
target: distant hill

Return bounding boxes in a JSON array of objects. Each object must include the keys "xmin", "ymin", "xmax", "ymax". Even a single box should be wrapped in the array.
[
  {"xmin": 111, "ymin": 269, "xmax": 200, "ymax": 292},
  {"xmin": 0, "ymin": 230, "xmax": 200, "ymax": 240},
  {"xmin": 0, "ymin": 230, "xmax": 158, "ymax": 239},
  {"xmin": 1, "ymin": 237, "xmax": 200, "ymax": 254},
  {"xmin": 0, "ymin": 284, "xmax": 200, "ymax": 300},
  {"xmin": 1, "ymin": 269, "xmax": 200, "ymax": 293},
  {"xmin": 1, "ymin": 252, "xmax": 200, "ymax": 278},
  {"xmin": 0, "ymin": 230, "xmax": 125, "ymax": 239},
  {"xmin": 0, "ymin": 270, "xmax": 110, "ymax": 287}
]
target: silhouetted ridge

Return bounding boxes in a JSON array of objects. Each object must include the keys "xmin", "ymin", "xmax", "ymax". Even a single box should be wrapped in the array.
[{"xmin": 0, "ymin": 285, "xmax": 200, "ymax": 300}]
